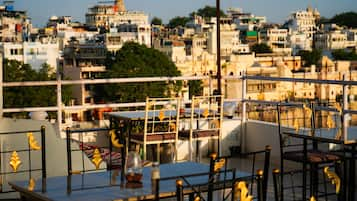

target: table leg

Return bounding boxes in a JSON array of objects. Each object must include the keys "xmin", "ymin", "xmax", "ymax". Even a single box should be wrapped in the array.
[
  {"xmin": 303, "ymin": 138, "xmax": 307, "ymax": 201},
  {"xmin": 348, "ymin": 145, "xmax": 356, "ymax": 201}
]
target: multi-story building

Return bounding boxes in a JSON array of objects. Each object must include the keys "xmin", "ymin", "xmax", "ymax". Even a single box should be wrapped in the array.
[
  {"xmin": 207, "ymin": 17, "xmax": 242, "ymax": 56},
  {"xmin": 289, "ymin": 31, "xmax": 312, "ymax": 55},
  {"xmin": 227, "ymin": 8, "xmax": 266, "ymax": 31},
  {"xmin": 260, "ymin": 28, "xmax": 291, "ymax": 55},
  {"xmin": 62, "ymin": 40, "xmax": 107, "ymax": 118},
  {"xmin": 286, "ymin": 6, "xmax": 320, "ymax": 51},
  {"xmin": 287, "ymin": 6, "xmax": 320, "ymax": 38},
  {"xmin": 0, "ymin": 3, "xmax": 30, "ymax": 42},
  {"xmin": 105, "ymin": 23, "xmax": 151, "ymax": 52},
  {"xmin": 85, "ymin": 0, "xmax": 149, "ymax": 28},
  {"xmin": 0, "ymin": 37, "xmax": 60, "ymax": 71},
  {"xmin": 315, "ymin": 30, "xmax": 348, "ymax": 50}
]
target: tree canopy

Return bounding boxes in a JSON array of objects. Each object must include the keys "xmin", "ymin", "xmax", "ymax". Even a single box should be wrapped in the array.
[
  {"xmin": 3, "ymin": 60, "xmax": 72, "ymax": 109},
  {"xmin": 251, "ymin": 43, "xmax": 273, "ymax": 54},
  {"xmin": 190, "ymin": 5, "xmax": 226, "ymax": 19},
  {"xmin": 329, "ymin": 12, "xmax": 357, "ymax": 28},
  {"xmin": 297, "ymin": 49, "xmax": 322, "ymax": 67},
  {"xmin": 168, "ymin": 16, "xmax": 190, "ymax": 28},
  {"xmin": 94, "ymin": 42, "xmax": 182, "ymax": 103},
  {"xmin": 332, "ymin": 49, "xmax": 357, "ymax": 60},
  {"xmin": 151, "ymin": 17, "xmax": 163, "ymax": 25}
]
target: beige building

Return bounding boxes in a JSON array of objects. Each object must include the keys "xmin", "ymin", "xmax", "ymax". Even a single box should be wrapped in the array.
[{"xmin": 85, "ymin": 0, "xmax": 149, "ymax": 28}]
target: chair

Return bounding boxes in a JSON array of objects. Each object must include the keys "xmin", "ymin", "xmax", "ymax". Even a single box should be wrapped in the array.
[
  {"xmin": 179, "ymin": 95, "xmax": 223, "ymax": 161},
  {"xmin": 0, "ymin": 126, "xmax": 46, "ymax": 197},
  {"xmin": 175, "ymin": 169, "xmax": 265, "ymax": 201},
  {"xmin": 277, "ymin": 103, "xmax": 343, "ymax": 201},
  {"xmin": 272, "ymin": 167, "xmax": 341, "ymax": 201},
  {"xmin": 129, "ymin": 97, "xmax": 181, "ymax": 163},
  {"xmin": 175, "ymin": 145, "xmax": 271, "ymax": 201},
  {"xmin": 66, "ymin": 127, "xmax": 124, "ymax": 180}
]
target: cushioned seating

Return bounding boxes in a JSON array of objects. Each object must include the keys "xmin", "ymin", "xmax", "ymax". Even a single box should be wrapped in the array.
[
  {"xmin": 130, "ymin": 132, "xmax": 176, "ymax": 142},
  {"xmin": 283, "ymin": 150, "xmax": 341, "ymax": 163},
  {"xmin": 179, "ymin": 130, "xmax": 219, "ymax": 138}
]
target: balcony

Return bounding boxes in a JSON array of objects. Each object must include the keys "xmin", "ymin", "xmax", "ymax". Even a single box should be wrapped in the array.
[{"xmin": 1, "ymin": 75, "xmax": 356, "ymax": 200}]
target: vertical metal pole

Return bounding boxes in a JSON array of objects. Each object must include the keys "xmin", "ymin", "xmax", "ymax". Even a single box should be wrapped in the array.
[
  {"xmin": 0, "ymin": 55, "xmax": 3, "ymax": 119},
  {"xmin": 208, "ymin": 153, "xmax": 217, "ymax": 201},
  {"xmin": 41, "ymin": 126, "xmax": 47, "ymax": 178},
  {"xmin": 263, "ymin": 145, "xmax": 271, "ymax": 201},
  {"xmin": 257, "ymin": 170, "xmax": 264, "ymax": 201},
  {"xmin": 241, "ymin": 72, "xmax": 247, "ymax": 153},
  {"xmin": 57, "ymin": 70, "xmax": 62, "ymax": 131},
  {"xmin": 272, "ymin": 169, "xmax": 280, "ymax": 201},
  {"xmin": 342, "ymin": 75, "xmax": 348, "ymax": 142},
  {"xmin": 66, "ymin": 127, "xmax": 72, "ymax": 175},
  {"xmin": 216, "ymin": 0, "xmax": 221, "ymax": 95},
  {"xmin": 176, "ymin": 180, "xmax": 183, "ymax": 201}
]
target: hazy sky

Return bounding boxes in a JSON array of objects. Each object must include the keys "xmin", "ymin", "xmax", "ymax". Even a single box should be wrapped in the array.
[{"xmin": 13, "ymin": 0, "xmax": 357, "ymax": 27}]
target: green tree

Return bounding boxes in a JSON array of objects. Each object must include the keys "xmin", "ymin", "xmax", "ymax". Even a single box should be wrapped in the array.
[
  {"xmin": 298, "ymin": 49, "xmax": 322, "ymax": 67},
  {"xmin": 94, "ymin": 42, "xmax": 182, "ymax": 103},
  {"xmin": 3, "ymin": 60, "xmax": 72, "ymax": 109},
  {"xmin": 188, "ymin": 80, "xmax": 203, "ymax": 98},
  {"xmin": 329, "ymin": 12, "xmax": 357, "ymax": 28},
  {"xmin": 168, "ymin": 16, "xmax": 190, "ymax": 28},
  {"xmin": 190, "ymin": 5, "xmax": 226, "ymax": 19},
  {"xmin": 151, "ymin": 17, "xmax": 163, "ymax": 25},
  {"xmin": 251, "ymin": 43, "xmax": 273, "ymax": 54},
  {"xmin": 332, "ymin": 49, "xmax": 357, "ymax": 60}
]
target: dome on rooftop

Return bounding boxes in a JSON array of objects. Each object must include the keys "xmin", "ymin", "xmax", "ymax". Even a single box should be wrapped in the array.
[{"xmin": 50, "ymin": 16, "xmax": 58, "ymax": 21}]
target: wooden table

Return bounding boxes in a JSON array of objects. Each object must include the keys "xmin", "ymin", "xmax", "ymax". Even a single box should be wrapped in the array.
[{"xmin": 9, "ymin": 162, "xmax": 250, "ymax": 201}]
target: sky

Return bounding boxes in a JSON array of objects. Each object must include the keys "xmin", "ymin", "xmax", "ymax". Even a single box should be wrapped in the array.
[{"xmin": 13, "ymin": 0, "xmax": 357, "ymax": 27}]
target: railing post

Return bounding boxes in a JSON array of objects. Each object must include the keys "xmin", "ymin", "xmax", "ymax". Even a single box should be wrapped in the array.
[
  {"xmin": 263, "ymin": 145, "xmax": 271, "ymax": 201},
  {"xmin": 56, "ymin": 69, "xmax": 62, "ymax": 131},
  {"xmin": 257, "ymin": 169, "xmax": 264, "ymax": 201},
  {"xmin": 66, "ymin": 127, "xmax": 72, "ymax": 175},
  {"xmin": 176, "ymin": 179, "xmax": 183, "ymax": 201},
  {"xmin": 272, "ymin": 169, "xmax": 280, "ymax": 201},
  {"xmin": 241, "ymin": 71, "xmax": 247, "ymax": 153},
  {"xmin": 41, "ymin": 125, "xmax": 47, "ymax": 178},
  {"xmin": 342, "ymin": 74, "xmax": 348, "ymax": 142}
]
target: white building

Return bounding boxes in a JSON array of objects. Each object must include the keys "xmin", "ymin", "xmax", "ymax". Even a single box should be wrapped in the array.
[
  {"xmin": 289, "ymin": 31, "xmax": 312, "ymax": 55},
  {"xmin": 0, "ymin": 39, "xmax": 60, "ymax": 71},
  {"xmin": 261, "ymin": 28, "xmax": 291, "ymax": 55},
  {"xmin": 207, "ymin": 18, "xmax": 242, "ymax": 56},
  {"xmin": 315, "ymin": 30, "xmax": 348, "ymax": 50},
  {"xmin": 227, "ymin": 8, "xmax": 266, "ymax": 31},
  {"xmin": 287, "ymin": 6, "xmax": 320, "ymax": 39},
  {"xmin": 105, "ymin": 23, "xmax": 151, "ymax": 52}
]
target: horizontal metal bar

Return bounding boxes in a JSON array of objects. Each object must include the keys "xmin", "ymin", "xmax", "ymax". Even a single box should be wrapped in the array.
[
  {"xmin": 243, "ymin": 75, "xmax": 357, "ymax": 85},
  {"xmin": 0, "ymin": 130, "xmax": 42, "ymax": 135},
  {"xmin": 3, "ymin": 76, "xmax": 209, "ymax": 87},
  {"xmin": 67, "ymin": 127, "xmax": 111, "ymax": 133}
]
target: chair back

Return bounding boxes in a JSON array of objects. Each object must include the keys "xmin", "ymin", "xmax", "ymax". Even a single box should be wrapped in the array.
[
  {"xmin": 141, "ymin": 97, "xmax": 181, "ymax": 161},
  {"xmin": 0, "ymin": 126, "xmax": 46, "ymax": 194},
  {"xmin": 237, "ymin": 145, "xmax": 271, "ymax": 201},
  {"xmin": 179, "ymin": 95, "xmax": 223, "ymax": 161},
  {"xmin": 66, "ymin": 127, "xmax": 124, "ymax": 180}
]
